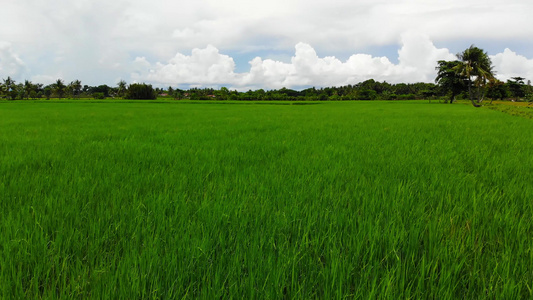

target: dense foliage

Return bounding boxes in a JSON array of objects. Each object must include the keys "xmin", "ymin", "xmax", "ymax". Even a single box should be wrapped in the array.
[
  {"xmin": 1, "ymin": 76, "xmax": 531, "ymax": 103},
  {"xmin": 125, "ymin": 83, "xmax": 157, "ymax": 100},
  {"xmin": 434, "ymin": 45, "xmax": 533, "ymax": 107}
]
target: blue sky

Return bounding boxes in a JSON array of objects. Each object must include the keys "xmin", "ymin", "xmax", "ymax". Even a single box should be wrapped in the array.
[{"xmin": 1, "ymin": 0, "xmax": 533, "ymax": 90}]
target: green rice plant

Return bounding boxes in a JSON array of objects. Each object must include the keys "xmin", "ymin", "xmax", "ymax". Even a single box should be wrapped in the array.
[{"xmin": 0, "ymin": 100, "xmax": 532, "ymax": 298}]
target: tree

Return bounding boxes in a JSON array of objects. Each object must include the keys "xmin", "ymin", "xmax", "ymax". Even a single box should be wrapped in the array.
[
  {"xmin": 507, "ymin": 77, "xmax": 526, "ymax": 101},
  {"xmin": 215, "ymin": 87, "xmax": 230, "ymax": 100},
  {"xmin": 15, "ymin": 83, "xmax": 25, "ymax": 100},
  {"xmin": 23, "ymin": 80, "xmax": 33, "ymax": 100},
  {"xmin": 0, "ymin": 82, "xmax": 6, "ymax": 99},
  {"xmin": 393, "ymin": 83, "xmax": 414, "ymax": 95},
  {"xmin": 91, "ymin": 85, "xmax": 111, "ymax": 98},
  {"xmin": 93, "ymin": 92, "xmax": 105, "ymax": 99},
  {"xmin": 43, "ymin": 85, "xmax": 52, "ymax": 100},
  {"xmin": 54, "ymin": 79, "xmax": 66, "ymax": 99},
  {"xmin": 526, "ymin": 80, "xmax": 533, "ymax": 103},
  {"xmin": 455, "ymin": 45, "xmax": 495, "ymax": 107},
  {"xmin": 117, "ymin": 80, "xmax": 127, "ymax": 98},
  {"xmin": 70, "ymin": 80, "xmax": 82, "ymax": 99},
  {"xmin": 3, "ymin": 77, "xmax": 17, "ymax": 100},
  {"xmin": 126, "ymin": 83, "xmax": 157, "ymax": 100},
  {"xmin": 486, "ymin": 79, "xmax": 507, "ymax": 103},
  {"xmin": 356, "ymin": 89, "xmax": 378, "ymax": 100},
  {"xmin": 435, "ymin": 60, "xmax": 466, "ymax": 103}
]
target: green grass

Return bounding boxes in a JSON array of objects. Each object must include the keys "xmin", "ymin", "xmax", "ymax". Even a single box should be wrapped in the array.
[
  {"xmin": 1, "ymin": 100, "xmax": 532, "ymax": 298},
  {"xmin": 486, "ymin": 102, "xmax": 533, "ymax": 119}
]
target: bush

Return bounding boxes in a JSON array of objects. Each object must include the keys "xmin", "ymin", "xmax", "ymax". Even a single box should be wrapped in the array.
[
  {"xmin": 93, "ymin": 92, "xmax": 105, "ymax": 99},
  {"xmin": 126, "ymin": 83, "xmax": 157, "ymax": 100}
]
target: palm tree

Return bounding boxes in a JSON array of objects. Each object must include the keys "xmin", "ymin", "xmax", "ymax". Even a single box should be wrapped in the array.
[
  {"xmin": 24, "ymin": 80, "xmax": 33, "ymax": 100},
  {"xmin": 70, "ymin": 80, "xmax": 82, "ymax": 99},
  {"xmin": 455, "ymin": 45, "xmax": 495, "ymax": 107},
  {"xmin": 54, "ymin": 79, "xmax": 66, "ymax": 99},
  {"xmin": 3, "ymin": 77, "xmax": 16, "ymax": 100},
  {"xmin": 0, "ymin": 83, "xmax": 5, "ymax": 99},
  {"xmin": 117, "ymin": 80, "xmax": 127, "ymax": 98}
]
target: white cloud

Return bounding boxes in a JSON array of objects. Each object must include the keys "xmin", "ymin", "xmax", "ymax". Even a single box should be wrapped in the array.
[
  {"xmin": 134, "ymin": 33, "xmax": 457, "ymax": 89},
  {"xmin": 396, "ymin": 33, "xmax": 458, "ymax": 82},
  {"xmin": 0, "ymin": 42, "xmax": 27, "ymax": 80},
  {"xmin": 491, "ymin": 49, "xmax": 533, "ymax": 82},
  {"xmin": 1, "ymin": 0, "xmax": 533, "ymax": 87},
  {"xmin": 134, "ymin": 45, "xmax": 238, "ymax": 86}
]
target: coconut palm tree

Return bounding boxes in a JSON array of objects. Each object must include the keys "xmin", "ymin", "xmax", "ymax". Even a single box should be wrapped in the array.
[
  {"xmin": 3, "ymin": 77, "xmax": 16, "ymax": 100},
  {"xmin": 0, "ymin": 82, "xmax": 5, "ymax": 99},
  {"xmin": 117, "ymin": 80, "xmax": 127, "ymax": 98},
  {"xmin": 70, "ymin": 80, "xmax": 82, "ymax": 99},
  {"xmin": 54, "ymin": 79, "xmax": 66, "ymax": 99},
  {"xmin": 456, "ymin": 45, "xmax": 495, "ymax": 107},
  {"xmin": 23, "ymin": 80, "xmax": 33, "ymax": 99}
]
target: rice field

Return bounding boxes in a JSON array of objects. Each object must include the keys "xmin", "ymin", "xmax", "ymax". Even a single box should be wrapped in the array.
[{"xmin": 1, "ymin": 100, "xmax": 532, "ymax": 298}]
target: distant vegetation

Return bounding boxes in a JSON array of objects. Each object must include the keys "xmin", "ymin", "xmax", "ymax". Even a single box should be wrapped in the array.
[
  {"xmin": 125, "ymin": 83, "xmax": 157, "ymax": 100},
  {"xmin": 1, "ymin": 77, "xmax": 531, "ymax": 103},
  {"xmin": 1, "ymin": 46, "xmax": 531, "ymax": 104}
]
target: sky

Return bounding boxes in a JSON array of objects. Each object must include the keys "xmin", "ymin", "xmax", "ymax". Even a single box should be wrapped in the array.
[{"xmin": 1, "ymin": 0, "xmax": 533, "ymax": 90}]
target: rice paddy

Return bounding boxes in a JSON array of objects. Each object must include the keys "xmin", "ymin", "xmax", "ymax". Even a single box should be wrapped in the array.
[{"xmin": 1, "ymin": 100, "xmax": 532, "ymax": 298}]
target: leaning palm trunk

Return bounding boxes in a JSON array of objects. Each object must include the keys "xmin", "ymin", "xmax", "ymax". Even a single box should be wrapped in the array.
[
  {"xmin": 470, "ymin": 98, "xmax": 482, "ymax": 107},
  {"xmin": 467, "ymin": 79, "xmax": 482, "ymax": 107},
  {"xmin": 469, "ymin": 88, "xmax": 484, "ymax": 107}
]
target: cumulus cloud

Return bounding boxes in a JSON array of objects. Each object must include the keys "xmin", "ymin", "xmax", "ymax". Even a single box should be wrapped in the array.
[
  {"xmin": 240, "ymin": 43, "xmax": 401, "ymax": 88},
  {"xmin": 397, "ymin": 33, "xmax": 457, "ymax": 81},
  {"xmin": 491, "ymin": 49, "xmax": 533, "ymax": 82},
  {"xmin": 133, "ymin": 33, "xmax": 457, "ymax": 89},
  {"xmin": 133, "ymin": 45, "xmax": 238, "ymax": 86},
  {"xmin": 2, "ymin": 1, "xmax": 533, "ymax": 86},
  {"xmin": 0, "ymin": 42, "xmax": 27, "ymax": 79}
]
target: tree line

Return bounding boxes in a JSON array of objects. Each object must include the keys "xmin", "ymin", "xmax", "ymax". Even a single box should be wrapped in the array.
[
  {"xmin": 1, "ymin": 46, "xmax": 531, "ymax": 105},
  {"xmin": 0, "ymin": 79, "xmax": 157, "ymax": 100},
  {"xmin": 0, "ymin": 77, "xmax": 444, "ymax": 101}
]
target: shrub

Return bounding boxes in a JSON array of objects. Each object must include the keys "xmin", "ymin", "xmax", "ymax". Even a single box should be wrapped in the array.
[
  {"xmin": 93, "ymin": 92, "xmax": 105, "ymax": 99},
  {"xmin": 126, "ymin": 83, "xmax": 157, "ymax": 100}
]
